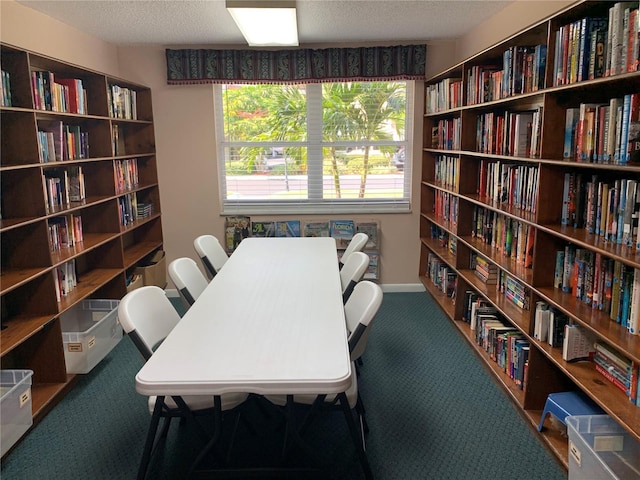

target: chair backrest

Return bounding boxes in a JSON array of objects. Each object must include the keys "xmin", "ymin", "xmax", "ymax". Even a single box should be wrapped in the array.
[
  {"xmin": 345, "ymin": 280, "xmax": 383, "ymax": 362},
  {"xmin": 168, "ymin": 257, "xmax": 208, "ymax": 307},
  {"xmin": 339, "ymin": 232, "xmax": 369, "ymax": 269},
  {"xmin": 340, "ymin": 251, "xmax": 369, "ymax": 303},
  {"xmin": 118, "ymin": 286, "xmax": 182, "ymax": 361},
  {"xmin": 193, "ymin": 235, "xmax": 228, "ymax": 280}
]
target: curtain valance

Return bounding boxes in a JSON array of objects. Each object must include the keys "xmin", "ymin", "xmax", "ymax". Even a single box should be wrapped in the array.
[{"xmin": 166, "ymin": 45, "xmax": 426, "ymax": 84}]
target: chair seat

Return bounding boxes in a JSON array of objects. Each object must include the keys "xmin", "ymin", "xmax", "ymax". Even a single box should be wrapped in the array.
[
  {"xmin": 148, "ymin": 392, "xmax": 249, "ymax": 413},
  {"xmin": 265, "ymin": 366, "xmax": 358, "ymax": 409}
]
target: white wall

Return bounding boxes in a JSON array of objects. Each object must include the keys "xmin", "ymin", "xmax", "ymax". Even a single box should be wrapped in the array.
[{"xmin": 0, "ymin": 0, "xmax": 119, "ymax": 75}]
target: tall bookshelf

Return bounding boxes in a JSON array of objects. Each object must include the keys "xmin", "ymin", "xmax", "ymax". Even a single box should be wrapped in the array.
[
  {"xmin": 0, "ymin": 44, "xmax": 163, "ymax": 436},
  {"xmin": 420, "ymin": 0, "xmax": 640, "ymax": 468}
]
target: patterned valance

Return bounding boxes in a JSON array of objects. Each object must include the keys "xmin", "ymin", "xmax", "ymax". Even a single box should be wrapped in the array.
[{"xmin": 166, "ymin": 45, "xmax": 426, "ymax": 85}]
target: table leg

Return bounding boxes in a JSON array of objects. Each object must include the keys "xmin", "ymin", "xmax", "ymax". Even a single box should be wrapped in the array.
[
  {"xmin": 138, "ymin": 395, "xmax": 165, "ymax": 480},
  {"xmin": 188, "ymin": 395, "xmax": 223, "ymax": 478},
  {"xmin": 282, "ymin": 394, "xmax": 324, "ymax": 462},
  {"xmin": 337, "ymin": 392, "xmax": 373, "ymax": 480}
]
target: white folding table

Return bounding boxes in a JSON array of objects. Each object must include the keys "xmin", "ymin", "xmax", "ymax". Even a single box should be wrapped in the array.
[{"xmin": 134, "ymin": 237, "xmax": 371, "ymax": 478}]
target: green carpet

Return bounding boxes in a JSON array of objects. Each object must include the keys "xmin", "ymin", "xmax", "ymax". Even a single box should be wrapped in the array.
[{"xmin": 1, "ymin": 292, "xmax": 566, "ymax": 479}]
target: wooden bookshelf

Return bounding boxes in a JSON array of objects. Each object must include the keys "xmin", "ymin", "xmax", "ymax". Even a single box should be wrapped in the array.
[
  {"xmin": 420, "ymin": 1, "xmax": 640, "ymax": 470},
  {"xmin": 0, "ymin": 43, "xmax": 163, "ymax": 451}
]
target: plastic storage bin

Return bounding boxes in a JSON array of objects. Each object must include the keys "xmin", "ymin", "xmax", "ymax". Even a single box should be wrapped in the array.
[
  {"xmin": 60, "ymin": 299, "xmax": 122, "ymax": 374},
  {"xmin": 567, "ymin": 415, "xmax": 640, "ymax": 480},
  {"xmin": 1, "ymin": 370, "xmax": 34, "ymax": 456}
]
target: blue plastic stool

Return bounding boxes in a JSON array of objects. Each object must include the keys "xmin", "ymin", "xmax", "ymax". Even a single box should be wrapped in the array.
[{"xmin": 537, "ymin": 391, "xmax": 604, "ymax": 432}]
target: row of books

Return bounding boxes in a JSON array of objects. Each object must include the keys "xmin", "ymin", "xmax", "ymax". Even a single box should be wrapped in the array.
[
  {"xmin": 426, "ymin": 252, "xmax": 457, "ymax": 298},
  {"xmin": 478, "ymin": 160, "xmax": 539, "ymax": 213},
  {"xmin": 430, "ymin": 118, "xmax": 461, "ymax": 150},
  {"xmin": 37, "ymin": 120, "xmax": 89, "ymax": 162},
  {"xmin": 552, "ymin": 3, "xmax": 639, "ymax": 86},
  {"xmin": 554, "ymin": 245, "xmax": 639, "ymax": 334},
  {"xmin": 434, "ymin": 155, "xmax": 459, "ymax": 192},
  {"xmin": 108, "ymin": 84, "xmax": 138, "ymax": 120},
  {"xmin": 425, "ymin": 77, "xmax": 462, "ymax": 114},
  {"xmin": 471, "ymin": 206, "xmax": 535, "ymax": 268},
  {"xmin": 466, "ymin": 44, "xmax": 546, "ymax": 106},
  {"xmin": 561, "ymin": 174, "xmax": 639, "ymax": 248},
  {"xmin": 463, "ymin": 293, "xmax": 530, "ymax": 389},
  {"xmin": 593, "ymin": 341, "xmax": 639, "ymax": 406},
  {"xmin": 533, "ymin": 302, "xmax": 569, "ymax": 348},
  {"xmin": 48, "ymin": 214, "xmax": 83, "ymax": 251},
  {"xmin": 430, "ymin": 224, "xmax": 457, "ymax": 256},
  {"xmin": 31, "ymin": 70, "xmax": 87, "ymax": 114},
  {"xmin": 53, "ymin": 259, "xmax": 77, "ymax": 302},
  {"xmin": 118, "ymin": 192, "xmax": 140, "ymax": 227},
  {"xmin": 1, "ymin": 69, "xmax": 11, "ymax": 107},
  {"xmin": 433, "ymin": 190, "xmax": 459, "ymax": 227},
  {"xmin": 42, "ymin": 166, "xmax": 85, "ymax": 212},
  {"xmin": 114, "ymin": 158, "xmax": 139, "ymax": 194},
  {"xmin": 563, "ymin": 94, "xmax": 640, "ymax": 165},
  {"xmin": 475, "ymin": 108, "xmax": 543, "ymax": 159}
]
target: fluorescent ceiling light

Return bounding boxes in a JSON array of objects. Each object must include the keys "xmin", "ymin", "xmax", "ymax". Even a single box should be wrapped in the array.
[{"xmin": 226, "ymin": 0, "xmax": 298, "ymax": 47}]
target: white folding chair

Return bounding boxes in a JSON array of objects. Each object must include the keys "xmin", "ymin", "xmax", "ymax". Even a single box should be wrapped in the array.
[
  {"xmin": 265, "ymin": 281, "xmax": 383, "ymax": 478},
  {"xmin": 193, "ymin": 235, "xmax": 229, "ymax": 280},
  {"xmin": 339, "ymin": 232, "xmax": 369, "ymax": 271},
  {"xmin": 118, "ymin": 286, "xmax": 248, "ymax": 479},
  {"xmin": 168, "ymin": 257, "xmax": 208, "ymax": 308},
  {"xmin": 340, "ymin": 251, "xmax": 369, "ymax": 304}
]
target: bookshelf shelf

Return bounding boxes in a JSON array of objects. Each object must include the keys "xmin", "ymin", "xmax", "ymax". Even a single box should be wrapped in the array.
[
  {"xmin": 0, "ymin": 43, "xmax": 163, "ymax": 452},
  {"xmin": 420, "ymin": 0, "xmax": 640, "ymax": 468}
]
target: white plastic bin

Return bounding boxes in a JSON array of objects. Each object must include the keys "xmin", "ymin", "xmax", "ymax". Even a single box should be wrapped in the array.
[
  {"xmin": 60, "ymin": 299, "xmax": 122, "ymax": 374},
  {"xmin": 1, "ymin": 370, "xmax": 34, "ymax": 456},
  {"xmin": 567, "ymin": 415, "xmax": 640, "ymax": 480}
]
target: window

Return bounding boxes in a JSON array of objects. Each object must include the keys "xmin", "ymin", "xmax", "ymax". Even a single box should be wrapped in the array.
[{"xmin": 214, "ymin": 81, "xmax": 413, "ymax": 214}]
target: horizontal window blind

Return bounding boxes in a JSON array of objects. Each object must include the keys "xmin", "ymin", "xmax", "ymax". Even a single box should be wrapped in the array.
[{"xmin": 215, "ymin": 81, "xmax": 413, "ymax": 214}]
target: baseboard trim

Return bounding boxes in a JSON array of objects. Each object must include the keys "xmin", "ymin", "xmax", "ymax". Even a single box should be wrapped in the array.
[{"xmin": 380, "ymin": 283, "xmax": 426, "ymax": 293}]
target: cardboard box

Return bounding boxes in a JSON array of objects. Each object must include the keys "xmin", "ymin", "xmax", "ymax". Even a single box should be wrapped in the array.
[
  {"xmin": 135, "ymin": 250, "xmax": 166, "ymax": 288},
  {"xmin": 126, "ymin": 273, "xmax": 144, "ymax": 293}
]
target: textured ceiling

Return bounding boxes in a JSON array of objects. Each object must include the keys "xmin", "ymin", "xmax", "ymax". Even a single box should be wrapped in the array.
[{"xmin": 16, "ymin": 0, "xmax": 515, "ymax": 47}]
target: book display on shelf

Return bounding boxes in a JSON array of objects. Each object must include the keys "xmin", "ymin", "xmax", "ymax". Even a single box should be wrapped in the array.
[
  {"xmin": 303, "ymin": 221, "xmax": 329, "ymax": 237},
  {"xmin": 1, "ymin": 43, "xmax": 162, "ymax": 441},
  {"xmin": 330, "ymin": 219, "xmax": 355, "ymax": 249},
  {"xmin": 251, "ymin": 221, "xmax": 275, "ymax": 237},
  {"xmin": 420, "ymin": 1, "xmax": 640, "ymax": 468},
  {"xmin": 355, "ymin": 221, "xmax": 379, "ymax": 251},
  {"xmin": 224, "ymin": 215, "xmax": 251, "ymax": 253},
  {"xmin": 275, "ymin": 220, "xmax": 301, "ymax": 237}
]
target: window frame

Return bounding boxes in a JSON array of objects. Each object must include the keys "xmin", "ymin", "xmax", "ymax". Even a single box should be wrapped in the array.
[{"xmin": 214, "ymin": 81, "xmax": 414, "ymax": 215}]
